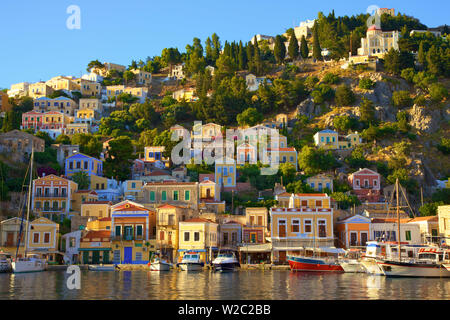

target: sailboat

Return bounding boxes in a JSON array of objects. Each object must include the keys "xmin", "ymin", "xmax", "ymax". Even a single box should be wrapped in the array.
[
  {"xmin": 287, "ymin": 210, "xmax": 344, "ymax": 272},
  {"xmin": 374, "ymin": 179, "xmax": 450, "ymax": 277},
  {"xmin": 11, "ymin": 147, "xmax": 47, "ymax": 273}
]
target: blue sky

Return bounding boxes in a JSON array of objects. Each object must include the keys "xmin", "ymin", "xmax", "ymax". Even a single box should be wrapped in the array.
[{"xmin": 0, "ymin": 0, "xmax": 448, "ymax": 89}]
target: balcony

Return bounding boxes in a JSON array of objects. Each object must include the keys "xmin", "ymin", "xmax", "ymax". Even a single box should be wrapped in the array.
[
  {"xmin": 112, "ymin": 235, "xmax": 144, "ymax": 241},
  {"xmin": 35, "ymin": 193, "xmax": 67, "ymax": 198},
  {"xmin": 35, "ymin": 207, "xmax": 65, "ymax": 212}
]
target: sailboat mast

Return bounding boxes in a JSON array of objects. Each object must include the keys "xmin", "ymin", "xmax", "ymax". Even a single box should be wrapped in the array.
[
  {"xmin": 24, "ymin": 147, "xmax": 34, "ymax": 257},
  {"xmin": 313, "ymin": 211, "xmax": 316, "ymax": 258},
  {"xmin": 396, "ymin": 178, "xmax": 401, "ymax": 262}
]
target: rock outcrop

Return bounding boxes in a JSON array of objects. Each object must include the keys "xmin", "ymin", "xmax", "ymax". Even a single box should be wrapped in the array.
[{"xmin": 408, "ymin": 104, "xmax": 443, "ymax": 133}]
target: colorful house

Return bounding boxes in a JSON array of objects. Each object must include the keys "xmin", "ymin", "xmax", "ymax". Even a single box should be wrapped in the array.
[
  {"xmin": 65, "ymin": 152, "xmax": 103, "ymax": 180},
  {"xmin": 348, "ymin": 168, "xmax": 381, "ymax": 202},
  {"xmin": 0, "ymin": 217, "xmax": 27, "ymax": 256},
  {"xmin": 237, "ymin": 143, "xmax": 257, "ymax": 164},
  {"xmin": 131, "ymin": 69, "xmax": 152, "ymax": 86},
  {"xmin": 144, "ymin": 146, "xmax": 170, "ymax": 167},
  {"xmin": 27, "ymin": 217, "xmax": 60, "ymax": 264},
  {"xmin": 81, "ymin": 201, "xmax": 112, "ymax": 218},
  {"xmin": 61, "ymin": 230, "xmax": 82, "ymax": 264},
  {"xmin": 71, "ymin": 190, "xmax": 98, "ymax": 213},
  {"xmin": 111, "ymin": 201, "xmax": 155, "ymax": 264},
  {"xmin": 438, "ymin": 205, "xmax": 450, "ymax": 246},
  {"xmin": 243, "ymin": 207, "xmax": 268, "ymax": 244},
  {"xmin": 198, "ymin": 178, "xmax": 225, "ymax": 214},
  {"xmin": 178, "ymin": 218, "xmax": 219, "ymax": 263},
  {"xmin": 306, "ymin": 174, "xmax": 334, "ymax": 192},
  {"xmin": 21, "ymin": 111, "xmax": 45, "ymax": 131},
  {"xmin": 33, "ymin": 96, "xmax": 78, "ymax": 116},
  {"xmin": 314, "ymin": 130, "xmax": 362, "ymax": 150},
  {"xmin": 370, "ymin": 218, "xmax": 421, "ymax": 245},
  {"xmin": 215, "ymin": 157, "xmax": 236, "ymax": 188},
  {"xmin": 31, "ymin": 174, "xmax": 78, "ymax": 219},
  {"xmin": 219, "ymin": 221, "xmax": 242, "ymax": 248},
  {"xmin": 335, "ymin": 215, "xmax": 371, "ymax": 249},
  {"xmin": 144, "ymin": 181, "xmax": 199, "ymax": 209},
  {"xmin": 407, "ymin": 216, "xmax": 440, "ymax": 244},
  {"xmin": 172, "ymin": 88, "xmax": 197, "ymax": 102},
  {"xmin": 79, "ymin": 230, "xmax": 112, "ymax": 264},
  {"xmin": 122, "ymin": 180, "xmax": 145, "ymax": 201},
  {"xmin": 267, "ymin": 147, "xmax": 297, "ymax": 170}
]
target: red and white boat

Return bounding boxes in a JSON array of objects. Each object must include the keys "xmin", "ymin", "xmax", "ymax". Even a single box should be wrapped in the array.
[{"xmin": 288, "ymin": 247, "xmax": 345, "ymax": 272}]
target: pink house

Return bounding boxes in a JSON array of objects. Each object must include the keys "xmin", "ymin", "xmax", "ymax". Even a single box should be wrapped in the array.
[
  {"xmin": 236, "ymin": 143, "xmax": 257, "ymax": 164},
  {"xmin": 348, "ymin": 168, "xmax": 381, "ymax": 202}
]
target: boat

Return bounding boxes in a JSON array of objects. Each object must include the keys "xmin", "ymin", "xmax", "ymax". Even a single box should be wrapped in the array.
[
  {"xmin": 339, "ymin": 249, "xmax": 365, "ymax": 273},
  {"xmin": 178, "ymin": 252, "xmax": 204, "ymax": 271},
  {"xmin": 149, "ymin": 257, "xmax": 171, "ymax": 271},
  {"xmin": 88, "ymin": 264, "xmax": 117, "ymax": 271},
  {"xmin": 0, "ymin": 252, "xmax": 12, "ymax": 273},
  {"xmin": 212, "ymin": 251, "xmax": 240, "ymax": 272},
  {"xmin": 12, "ymin": 148, "xmax": 47, "ymax": 274},
  {"xmin": 376, "ymin": 247, "xmax": 450, "ymax": 278}
]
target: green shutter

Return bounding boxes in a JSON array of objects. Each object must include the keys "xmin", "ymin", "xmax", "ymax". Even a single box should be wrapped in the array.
[
  {"xmin": 162, "ymin": 191, "xmax": 167, "ymax": 201},
  {"xmin": 137, "ymin": 225, "xmax": 143, "ymax": 236},
  {"xmin": 185, "ymin": 190, "xmax": 190, "ymax": 201},
  {"xmin": 150, "ymin": 191, "xmax": 155, "ymax": 201},
  {"xmin": 115, "ymin": 225, "xmax": 121, "ymax": 236},
  {"xmin": 173, "ymin": 191, "xmax": 179, "ymax": 201}
]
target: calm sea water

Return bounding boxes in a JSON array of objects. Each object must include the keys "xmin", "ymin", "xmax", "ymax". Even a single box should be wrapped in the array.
[{"xmin": 0, "ymin": 270, "xmax": 449, "ymax": 300}]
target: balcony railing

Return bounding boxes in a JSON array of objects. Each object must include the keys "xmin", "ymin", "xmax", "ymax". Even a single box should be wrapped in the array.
[
  {"xmin": 35, "ymin": 193, "xmax": 67, "ymax": 198},
  {"xmin": 35, "ymin": 207, "xmax": 65, "ymax": 212},
  {"xmin": 113, "ymin": 235, "xmax": 144, "ymax": 241}
]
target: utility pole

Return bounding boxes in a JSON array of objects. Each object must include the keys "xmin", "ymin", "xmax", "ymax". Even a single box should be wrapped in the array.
[
  {"xmin": 231, "ymin": 189, "xmax": 234, "ymax": 215},
  {"xmin": 420, "ymin": 187, "xmax": 424, "ymax": 207}
]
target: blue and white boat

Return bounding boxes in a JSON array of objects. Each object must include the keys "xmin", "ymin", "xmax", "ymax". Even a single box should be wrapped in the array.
[{"xmin": 178, "ymin": 252, "xmax": 204, "ymax": 271}]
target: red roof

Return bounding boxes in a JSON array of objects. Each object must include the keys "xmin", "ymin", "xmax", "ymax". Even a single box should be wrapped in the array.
[
  {"xmin": 267, "ymin": 148, "xmax": 296, "ymax": 152},
  {"xmin": 147, "ymin": 170, "xmax": 171, "ymax": 176},
  {"xmin": 157, "ymin": 204, "xmax": 184, "ymax": 209},
  {"xmin": 371, "ymin": 218, "xmax": 412, "ymax": 224},
  {"xmin": 295, "ymin": 193, "xmax": 328, "ymax": 197},
  {"xmin": 146, "ymin": 181, "xmax": 197, "ymax": 185},
  {"xmin": 368, "ymin": 25, "xmax": 381, "ymax": 31},
  {"xmin": 83, "ymin": 201, "xmax": 111, "ymax": 205},
  {"xmin": 276, "ymin": 192, "xmax": 291, "ymax": 197},
  {"xmin": 113, "ymin": 203, "xmax": 148, "ymax": 212},
  {"xmin": 82, "ymin": 230, "xmax": 110, "ymax": 240},
  {"xmin": 99, "ymin": 217, "xmax": 111, "ymax": 221},
  {"xmin": 76, "ymin": 190, "xmax": 98, "ymax": 195},
  {"xmin": 182, "ymin": 218, "xmax": 216, "ymax": 223}
]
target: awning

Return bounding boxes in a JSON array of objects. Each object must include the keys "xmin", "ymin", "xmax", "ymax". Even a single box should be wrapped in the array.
[
  {"xmin": 177, "ymin": 249, "xmax": 206, "ymax": 253},
  {"xmin": 239, "ymin": 243, "xmax": 272, "ymax": 253},
  {"xmin": 317, "ymin": 247, "xmax": 346, "ymax": 254}
]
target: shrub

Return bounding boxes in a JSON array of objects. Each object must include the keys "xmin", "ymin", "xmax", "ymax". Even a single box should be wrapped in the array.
[
  {"xmin": 400, "ymin": 68, "xmax": 416, "ymax": 83},
  {"xmin": 429, "ymin": 83, "xmax": 448, "ymax": 102},
  {"xmin": 392, "ymin": 90, "xmax": 413, "ymax": 108},
  {"xmin": 437, "ymin": 138, "xmax": 450, "ymax": 154},
  {"xmin": 359, "ymin": 78, "xmax": 375, "ymax": 90},
  {"xmin": 335, "ymin": 84, "xmax": 355, "ymax": 106},
  {"xmin": 311, "ymin": 84, "xmax": 334, "ymax": 104},
  {"xmin": 414, "ymin": 95, "xmax": 427, "ymax": 106},
  {"xmin": 322, "ymin": 72, "xmax": 340, "ymax": 84},
  {"xmin": 305, "ymin": 76, "xmax": 319, "ymax": 89}
]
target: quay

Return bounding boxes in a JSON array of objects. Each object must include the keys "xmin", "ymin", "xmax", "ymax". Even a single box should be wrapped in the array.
[{"xmin": 44, "ymin": 264, "xmax": 290, "ymax": 271}]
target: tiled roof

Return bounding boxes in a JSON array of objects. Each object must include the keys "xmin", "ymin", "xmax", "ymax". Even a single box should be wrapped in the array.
[
  {"xmin": 294, "ymin": 193, "xmax": 328, "ymax": 197},
  {"xmin": 276, "ymin": 192, "xmax": 291, "ymax": 197},
  {"xmin": 82, "ymin": 230, "xmax": 110, "ymax": 240},
  {"xmin": 182, "ymin": 218, "xmax": 216, "ymax": 223},
  {"xmin": 146, "ymin": 181, "xmax": 197, "ymax": 186},
  {"xmin": 83, "ymin": 201, "xmax": 111, "ymax": 205}
]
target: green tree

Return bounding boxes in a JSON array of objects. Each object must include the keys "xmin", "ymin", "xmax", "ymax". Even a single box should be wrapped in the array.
[
  {"xmin": 359, "ymin": 78, "xmax": 375, "ymax": 90},
  {"xmin": 418, "ymin": 41, "xmax": 426, "ymax": 67},
  {"xmin": 333, "ymin": 115, "xmax": 358, "ymax": 133},
  {"xmin": 274, "ymin": 35, "xmax": 286, "ymax": 64},
  {"xmin": 71, "ymin": 133, "xmax": 102, "ymax": 158},
  {"xmin": 312, "ymin": 22, "xmax": 322, "ymax": 61},
  {"xmin": 103, "ymin": 136, "xmax": 135, "ymax": 181},
  {"xmin": 72, "ymin": 171, "xmax": 90, "ymax": 190},
  {"xmin": 236, "ymin": 108, "xmax": 263, "ymax": 127},
  {"xmin": 278, "ymin": 163, "xmax": 296, "ymax": 185},
  {"xmin": 429, "ymin": 83, "xmax": 448, "ymax": 102},
  {"xmin": 335, "ymin": 84, "xmax": 355, "ymax": 106},
  {"xmin": 359, "ymin": 97, "xmax": 376, "ymax": 125},
  {"xmin": 392, "ymin": 91, "xmax": 413, "ymax": 109},
  {"xmin": 298, "ymin": 146, "xmax": 337, "ymax": 175},
  {"xmin": 288, "ymin": 32, "xmax": 299, "ymax": 61},
  {"xmin": 300, "ymin": 35, "xmax": 309, "ymax": 59},
  {"xmin": 55, "ymin": 134, "xmax": 71, "ymax": 145}
]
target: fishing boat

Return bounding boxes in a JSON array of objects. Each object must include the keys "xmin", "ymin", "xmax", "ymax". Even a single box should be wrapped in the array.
[
  {"xmin": 178, "ymin": 252, "xmax": 204, "ymax": 271},
  {"xmin": 0, "ymin": 252, "xmax": 12, "ymax": 273},
  {"xmin": 12, "ymin": 148, "xmax": 47, "ymax": 274},
  {"xmin": 376, "ymin": 247, "xmax": 450, "ymax": 277},
  {"xmin": 212, "ymin": 251, "xmax": 240, "ymax": 272},
  {"xmin": 339, "ymin": 249, "xmax": 365, "ymax": 273},
  {"xmin": 149, "ymin": 257, "xmax": 171, "ymax": 271},
  {"xmin": 88, "ymin": 264, "xmax": 117, "ymax": 271}
]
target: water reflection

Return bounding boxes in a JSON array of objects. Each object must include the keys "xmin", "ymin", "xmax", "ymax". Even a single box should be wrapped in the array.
[{"xmin": 0, "ymin": 270, "xmax": 449, "ymax": 300}]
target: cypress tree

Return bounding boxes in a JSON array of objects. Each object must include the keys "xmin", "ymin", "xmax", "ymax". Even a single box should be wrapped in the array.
[
  {"xmin": 274, "ymin": 35, "xmax": 286, "ymax": 64},
  {"xmin": 300, "ymin": 35, "xmax": 309, "ymax": 59},
  {"xmin": 238, "ymin": 41, "xmax": 247, "ymax": 70},
  {"xmin": 288, "ymin": 33, "xmax": 300, "ymax": 61},
  {"xmin": 312, "ymin": 22, "xmax": 322, "ymax": 61},
  {"xmin": 418, "ymin": 41, "xmax": 426, "ymax": 67}
]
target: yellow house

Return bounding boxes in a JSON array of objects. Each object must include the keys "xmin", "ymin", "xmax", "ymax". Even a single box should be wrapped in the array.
[
  {"xmin": 90, "ymin": 175, "xmax": 108, "ymax": 191},
  {"xmin": 314, "ymin": 130, "xmax": 339, "ymax": 150},
  {"xmin": 71, "ymin": 190, "xmax": 99, "ymax": 213},
  {"xmin": 0, "ymin": 217, "xmax": 27, "ymax": 256},
  {"xmin": 79, "ymin": 230, "xmax": 112, "ymax": 264},
  {"xmin": 45, "ymin": 76, "xmax": 79, "ymax": 91},
  {"xmin": 86, "ymin": 217, "xmax": 112, "ymax": 231},
  {"xmin": 215, "ymin": 157, "xmax": 236, "ymax": 188},
  {"xmin": 306, "ymin": 174, "xmax": 334, "ymax": 192},
  {"xmin": 123, "ymin": 180, "xmax": 145, "ymax": 202},
  {"xmin": 268, "ymin": 147, "xmax": 297, "ymax": 170},
  {"xmin": 438, "ymin": 205, "xmax": 450, "ymax": 246},
  {"xmin": 156, "ymin": 204, "xmax": 187, "ymax": 262},
  {"xmin": 81, "ymin": 201, "xmax": 112, "ymax": 218},
  {"xmin": 77, "ymin": 79, "xmax": 101, "ymax": 97},
  {"xmin": 172, "ymin": 88, "xmax": 197, "ymax": 102},
  {"xmin": 131, "ymin": 69, "xmax": 152, "ymax": 85},
  {"xmin": 75, "ymin": 108, "xmax": 96, "ymax": 121},
  {"xmin": 27, "ymin": 217, "xmax": 60, "ymax": 264},
  {"xmin": 178, "ymin": 218, "xmax": 219, "ymax": 263},
  {"xmin": 29, "ymin": 82, "xmax": 54, "ymax": 98}
]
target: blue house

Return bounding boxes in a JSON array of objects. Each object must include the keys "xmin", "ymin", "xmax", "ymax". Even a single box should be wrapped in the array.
[{"xmin": 65, "ymin": 152, "xmax": 103, "ymax": 179}]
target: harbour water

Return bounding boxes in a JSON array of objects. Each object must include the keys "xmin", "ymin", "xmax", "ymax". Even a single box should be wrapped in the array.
[{"xmin": 1, "ymin": 270, "xmax": 449, "ymax": 300}]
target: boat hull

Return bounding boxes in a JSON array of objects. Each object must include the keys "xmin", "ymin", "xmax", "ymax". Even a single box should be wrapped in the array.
[
  {"xmin": 213, "ymin": 262, "xmax": 240, "ymax": 272},
  {"xmin": 0, "ymin": 261, "xmax": 12, "ymax": 273},
  {"xmin": 150, "ymin": 262, "xmax": 171, "ymax": 271},
  {"xmin": 377, "ymin": 260, "xmax": 450, "ymax": 278},
  {"xmin": 12, "ymin": 260, "xmax": 46, "ymax": 273},
  {"xmin": 340, "ymin": 261, "xmax": 365, "ymax": 273},
  {"xmin": 288, "ymin": 256, "xmax": 344, "ymax": 272},
  {"xmin": 179, "ymin": 263, "xmax": 203, "ymax": 272},
  {"xmin": 361, "ymin": 259, "xmax": 385, "ymax": 275}
]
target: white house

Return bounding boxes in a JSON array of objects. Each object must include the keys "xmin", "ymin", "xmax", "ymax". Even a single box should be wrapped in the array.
[{"xmin": 61, "ymin": 230, "xmax": 83, "ymax": 264}]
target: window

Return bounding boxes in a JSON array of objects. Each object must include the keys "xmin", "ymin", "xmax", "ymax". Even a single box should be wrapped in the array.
[
  {"xmin": 161, "ymin": 191, "xmax": 167, "ymax": 201},
  {"xmin": 223, "ymin": 232, "xmax": 228, "ymax": 244},
  {"xmin": 115, "ymin": 226, "xmax": 121, "ymax": 237},
  {"xmin": 315, "ymin": 200, "xmax": 322, "ymax": 207},
  {"xmin": 150, "ymin": 191, "xmax": 155, "ymax": 201},
  {"xmin": 33, "ymin": 233, "xmax": 39, "ymax": 243},
  {"xmin": 257, "ymin": 216, "xmax": 263, "ymax": 226},
  {"xmin": 136, "ymin": 225, "xmax": 143, "ymax": 238},
  {"xmin": 278, "ymin": 220, "xmax": 287, "ymax": 237},
  {"xmin": 304, "ymin": 220, "xmax": 312, "ymax": 233},
  {"xmin": 76, "ymin": 161, "xmax": 81, "ymax": 169},
  {"xmin": 69, "ymin": 162, "xmax": 73, "ymax": 170},
  {"xmin": 44, "ymin": 233, "xmax": 50, "ymax": 243},
  {"xmin": 184, "ymin": 232, "xmax": 190, "ymax": 242},
  {"xmin": 356, "ymin": 179, "xmax": 360, "ymax": 187},
  {"xmin": 250, "ymin": 216, "xmax": 255, "ymax": 225},
  {"xmin": 194, "ymin": 232, "xmax": 200, "ymax": 241},
  {"xmin": 184, "ymin": 190, "xmax": 190, "ymax": 201},
  {"xmin": 84, "ymin": 162, "xmax": 88, "ymax": 170},
  {"xmin": 292, "ymin": 219, "xmax": 300, "ymax": 233},
  {"xmin": 160, "ymin": 231, "xmax": 164, "ymax": 240},
  {"xmin": 135, "ymin": 252, "xmax": 142, "ymax": 261},
  {"xmin": 318, "ymin": 220, "xmax": 326, "ymax": 238},
  {"xmin": 405, "ymin": 230, "xmax": 411, "ymax": 241},
  {"xmin": 131, "ymin": 182, "xmax": 136, "ymax": 189},
  {"xmin": 173, "ymin": 191, "xmax": 179, "ymax": 201},
  {"xmin": 301, "ymin": 200, "xmax": 308, "ymax": 207}
]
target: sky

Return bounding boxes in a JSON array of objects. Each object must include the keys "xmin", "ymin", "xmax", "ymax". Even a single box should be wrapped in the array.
[{"xmin": 0, "ymin": 0, "xmax": 449, "ymax": 89}]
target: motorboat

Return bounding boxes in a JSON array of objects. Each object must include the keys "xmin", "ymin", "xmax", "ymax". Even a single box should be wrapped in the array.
[
  {"xmin": 339, "ymin": 249, "xmax": 365, "ymax": 273},
  {"xmin": 149, "ymin": 257, "xmax": 171, "ymax": 271},
  {"xmin": 288, "ymin": 255, "xmax": 344, "ymax": 272},
  {"xmin": 376, "ymin": 247, "xmax": 450, "ymax": 277},
  {"xmin": 12, "ymin": 254, "xmax": 47, "ymax": 273},
  {"xmin": 212, "ymin": 252, "xmax": 240, "ymax": 272},
  {"xmin": 88, "ymin": 264, "xmax": 117, "ymax": 271},
  {"xmin": 0, "ymin": 253, "xmax": 12, "ymax": 273},
  {"xmin": 178, "ymin": 252, "xmax": 204, "ymax": 271}
]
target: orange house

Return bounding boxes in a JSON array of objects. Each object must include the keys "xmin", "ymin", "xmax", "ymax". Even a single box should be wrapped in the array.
[{"xmin": 335, "ymin": 215, "xmax": 371, "ymax": 249}]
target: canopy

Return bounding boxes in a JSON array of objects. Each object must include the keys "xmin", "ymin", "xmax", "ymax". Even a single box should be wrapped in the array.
[{"xmin": 239, "ymin": 243, "xmax": 272, "ymax": 253}]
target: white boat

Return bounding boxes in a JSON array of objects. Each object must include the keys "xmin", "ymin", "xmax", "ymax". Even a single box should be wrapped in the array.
[
  {"xmin": 12, "ymin": 254, "xmax": 47, "ymax": 273},
  {"xmin": 376, "ymin": 248, "xmax": 450, "ymax": 278},
  {"xmin": 0, "ymin": 253, "xmax": 12, "ymax": 273},
  {"xmin": 88, "ymin": 264, "xmax": 116, "ymax": 271},
  {"xmin": 178, "ymin": 252, "xmax": 204, "ymax": 272},
  {"xmin": 339, "ymin": 249, "xmax": 365, "ymax": 273},
  {"xmin": 212, "ymin": 252, "xmax": 240, "ymax": 272},
  {"xmin": 149, "ymin": 258, "xmax": 171, "ymax": 271},
  {"xmin": 12, "ymin": 149, "xmax": 47, "ymax": 274}
]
